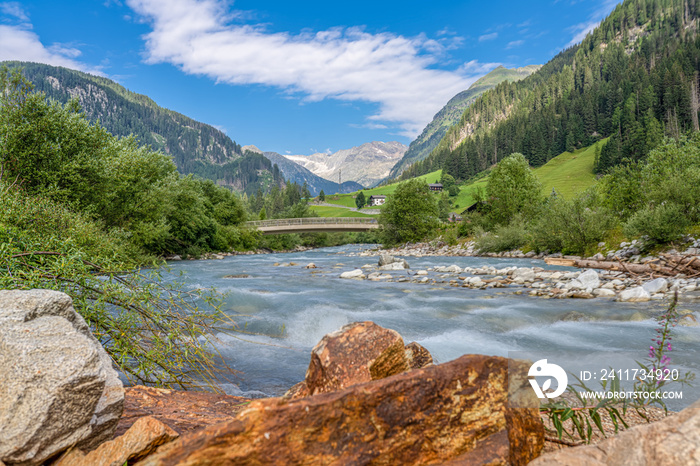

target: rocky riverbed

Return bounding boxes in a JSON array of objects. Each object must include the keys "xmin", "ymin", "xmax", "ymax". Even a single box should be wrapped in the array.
[{"xmin": 334, "ymin": 241, "xmax": 700, "ymax": 315}]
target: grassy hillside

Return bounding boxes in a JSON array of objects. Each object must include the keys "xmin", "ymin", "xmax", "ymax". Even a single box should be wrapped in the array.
[
  {"xmin": 451, "ymin": 141, "xmax": 603, "ymax": 208},
  {"xmin": 309, "ymin": 206, "xmax": 377, "ymax": 217},
  {"xmin": 322, "ymin": 170, "xmax": 443, "ymax": 208},
  {"xmin": 315, "ymin": 140, "xmax": 602, "ymax": 218}
]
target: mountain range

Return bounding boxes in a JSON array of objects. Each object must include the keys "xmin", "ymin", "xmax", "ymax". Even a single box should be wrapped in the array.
[
  {"xmin": 283, "ymin": 141, "xmax": 407, "ymax": 188},
  {"xmin": 241, "ymin": 146, "xmax": 364, "ymax": 196}
]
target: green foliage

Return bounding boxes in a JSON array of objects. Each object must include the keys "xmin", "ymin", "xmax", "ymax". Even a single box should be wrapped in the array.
[
  {"xmin": 0, "ymin": 183, "xmax": 234, "ymax": 389},
  {"xmin": 355, "ymin": 191, "xmax": 366, "ymax": 209},
  {"xmin": 0, "ymin": 67, "xmax": 251, "ymax": 257},
  {"xmin": 379, "ymin": 179, "xmax": 439, "ymax": 246},
  {"xmin": 318, "ymin": 189, "xmax": 325, "ymax": 202},
  {"xmin": 623, "ymin": 203, "xmax": 690, "ymax": 245},
  {"xmin": 598, "ymin": 162, "xmax": 645, "ymax": 220},
  {"xmin": 474, "ymin": 215, "xmax": 530, "ymax": 253},
  {"xmin": 531, "ymin": 190, "xmax": 617, "ymax": 255},
  {"xmin": 641, "ymin": 134, "xmax": 700, "ymax": 222},
  {"xmin": 485, "ymin": 153, "xmax": 543, "ymax": 225}
]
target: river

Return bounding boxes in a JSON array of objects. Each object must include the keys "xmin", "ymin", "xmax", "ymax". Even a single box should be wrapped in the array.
[{"xmin": 167, "ymin": 244, "xmax": 700, "ymax": 410}]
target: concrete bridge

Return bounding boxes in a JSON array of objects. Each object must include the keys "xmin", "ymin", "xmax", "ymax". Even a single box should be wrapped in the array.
[{"xmin": 245, "ymin": 217, "xmax": 379, "ymax": 235}]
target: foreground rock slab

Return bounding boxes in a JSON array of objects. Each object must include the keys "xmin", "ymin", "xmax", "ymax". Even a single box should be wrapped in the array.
[
  {"xmin": 286, "ymin": 321, "xmax": 432, "ymax": 399},
  {"xmin": 0, "ymin": 290, "xmax": 124, "ymax": 465},
  {"xmin": 55, "ymin": 416, "xmax": 178, "ymax": 466},
  {"xmin": 531, "ymin": 399, "xmax": 700, "ymax": 465},
  {"xmin": 138, "ymin": 354, "xmax": 544, "ymax": 466},
  {"xmin": 115, "ymin": 386, "xmax": 251, "ymax": 437}
]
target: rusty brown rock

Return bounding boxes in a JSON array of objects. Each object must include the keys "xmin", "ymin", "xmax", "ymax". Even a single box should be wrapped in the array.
[
  {"xmin": 54, "ymin": 416, "xmax": 178, "ymax": 466},
  {"xmin": 405, "ymin": 341, "xmax": 434, "ymax": 369},
  {"xmin": 531, "ymin": 399, "xmax": 700, "ymax": 466},
  {"xmin": 115, "ymin": 386, "xmax": 250, "ymax": 438},
  {"xmin": 137, "ymin": 354, "xmax": 544, "ymax": 466},
  {"xmin": 291, "ymin": 321, "xmax": 410, "ymax": 398}
]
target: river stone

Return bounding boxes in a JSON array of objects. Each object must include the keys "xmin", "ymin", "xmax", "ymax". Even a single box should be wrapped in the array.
[
  {"xmin": 577, "ymin": 269, "xmax": 600, "ymax": 289},
  {"xmin": 643, "ymin": 277, "xmax": 669, "ymax": 294},
  {"xmin": 530, "ymin": 399, "xmax": 700, "ymax": 465},
  {"xmin": 378, "ymin": 254, "xmax": 397, "ymax": 266},
  {"xmin": 404, "ymin": 341, "xmax": 433, "ymax": 369},
  {"xmin": 593, "ymin": 288, "xmax": 616, "ymax": 298},
  {"xmin": 618, "ymin": 286, "xmax": 651, "ymax": 302},
  {"xmin": 378, "ymin": 260, "xmax": 409, "ymax": 271},
  {"xmin": 340, "ymin": 269, "xmax": 366, "ymax": 279},
  {"xmin": 512, "ymin": 267, "xmax": 536, "ymax": 283},
  {"xmin": 136, "ymin": 355, "xmax": 544, "ymax": 466},
  {"xmin": 0, "ymin": 290, "xmax": 124, "ymax": 465}
]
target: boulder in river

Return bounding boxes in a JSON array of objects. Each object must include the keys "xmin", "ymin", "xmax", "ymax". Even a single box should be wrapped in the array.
[
  {"xmin": 0, "ymin": 290, "xmax": 124, "ymax": 465},
  {"xmin": 340, "ymin": 269, "xmax": 366, "ymax": 280},
  {"xmin": 378, "ymin": 261, "xmax": 410, "ymax": 271},
  {"xmin": 618, "ymin": 286, "xmax": 651, "ymax": 302},
  {"xmin": 642, "ymin": 277, "xmax": 669, "ymax": 294},
  {"xmin": 286, "ymin": 321, "xmax": 429, "ymax": 399},
  {"xmin": 55, "ymin": 416, "xmax": 179, "ymax": 466}
]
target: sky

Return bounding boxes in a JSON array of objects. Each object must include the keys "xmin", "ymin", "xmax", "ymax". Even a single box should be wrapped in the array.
[{"xmin": 0, "ymin": 0, "xmax": 621, "ymax": 155}]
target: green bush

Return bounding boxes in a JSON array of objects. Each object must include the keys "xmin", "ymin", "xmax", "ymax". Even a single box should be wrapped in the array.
[
  {"xmin": 531, "ymin": 190, "xmax": 617, "ymax": 255},
  {"xmin": 475, "ymin": 216, "xmax": 530, "ymax": 252},
  {"xmin": 0, "ymin": 184, "xmax": 234, "ymax": 389},
  {"xmin": 485, "ymin": 153, "xmax": 542, "ymax": 225},
  {"xmin": 379, "ymin": 179, "xmax": 439, "ymax": 246},
  {"xmin": 623, "ymin": 203, "xmax": 690, "ymax": 245}
]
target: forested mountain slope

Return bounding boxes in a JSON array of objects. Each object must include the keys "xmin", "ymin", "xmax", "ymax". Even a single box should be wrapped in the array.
[
  {"xmin": 5, "ymin": 61, "xmax": 276, "ymax": 193},
  {"xmin": 400, "ymin": 0, "xmax": 700, "ymax": 182},
  {"xmin": 387, "ymin": 65, "xmax": 540, "ymax": 179}
]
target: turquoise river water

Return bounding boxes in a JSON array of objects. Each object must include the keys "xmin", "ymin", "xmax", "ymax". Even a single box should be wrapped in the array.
[{"xmin": 167, "ymin": 244, "xmax": 700, "ymax": 410}]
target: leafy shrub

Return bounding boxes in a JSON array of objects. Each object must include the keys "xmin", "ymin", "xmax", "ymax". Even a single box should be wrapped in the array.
[
  {"xmin": 531, "ymin": 190, "xmax": 617, "ymax": 255},
  {"xmin": 623, "ymin": 203, "xmax": 690, "ymax": 245},
  {"xmin": 0, "ymin": 184, "xmax": 234, "ymax": 388},
  {"xmin": 485, "ymin": 153, "xmax": 542, "ymax": 225},
  {"xmin": 475, "ymin": 216, "xmax": 529, "ymax": 252},
  {"xmin": 379, "ymin": 179, "xmax": 439, "ymax": 246}
]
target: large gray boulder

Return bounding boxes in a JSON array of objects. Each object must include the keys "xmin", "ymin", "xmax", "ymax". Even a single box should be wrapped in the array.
[{"xmin": 0, "ymin": 290, "xmax": 124, "ymax": 465}]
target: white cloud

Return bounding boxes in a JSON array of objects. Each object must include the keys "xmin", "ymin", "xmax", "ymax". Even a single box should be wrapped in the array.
[
  {"xmin": 478, "ymin": 32, "xmax": 498, "ymax": 42},
  {"xmin": 506, "ymin": 40, "xmax": 524, "ymax": 49},
  {"xmin": 126, "ymin": 0, "xmax": 481, "ymax": 138},
  {"xmin": 0, "ymin": 2, "xmax": 29, "ymax": 23},
  {"xmin": 0, "ymin": 5, "xmax": 102, "ymax": 74},
  {"xmin": 0, "ymin": 25, "xmax": 101, "ymax": 72}
]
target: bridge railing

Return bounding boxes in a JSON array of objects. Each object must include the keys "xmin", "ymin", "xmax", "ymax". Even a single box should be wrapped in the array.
[{"xmin": 245, "ymin": 217, "xmax": 378, "ymax": 228}]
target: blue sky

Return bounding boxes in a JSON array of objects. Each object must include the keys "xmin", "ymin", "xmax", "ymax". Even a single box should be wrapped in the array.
[{"xmin": 0, "ymin": 0, "xmax": 620, "ymax": 155}]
